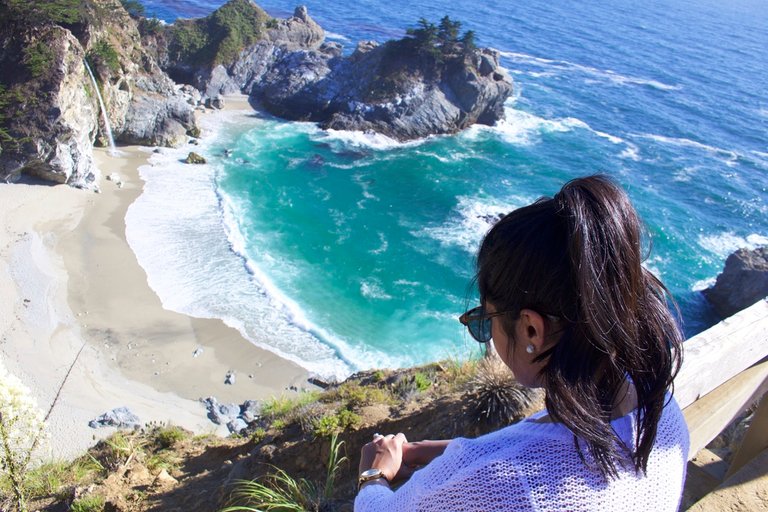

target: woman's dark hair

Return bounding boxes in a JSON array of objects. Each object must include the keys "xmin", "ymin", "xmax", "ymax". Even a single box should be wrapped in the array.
[{"xmin": 476, "ymin": 174, "xmax": 683, "ymax": 478}]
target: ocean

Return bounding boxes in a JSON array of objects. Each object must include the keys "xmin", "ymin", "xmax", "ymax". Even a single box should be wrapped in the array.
[{"xmin": 126, "ymin": 0, "xmax": 768, "ymax": 380}]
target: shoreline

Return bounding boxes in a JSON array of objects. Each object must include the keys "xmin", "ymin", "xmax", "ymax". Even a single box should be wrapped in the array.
[{"xmin": 0, "ymin": 96, "xmax": 312, "ymax": 460}]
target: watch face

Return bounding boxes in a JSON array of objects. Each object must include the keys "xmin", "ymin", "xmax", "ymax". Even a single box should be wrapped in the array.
[{"xmin": 361, "ymin": 468, "xmax": 382, "ymax": 478}]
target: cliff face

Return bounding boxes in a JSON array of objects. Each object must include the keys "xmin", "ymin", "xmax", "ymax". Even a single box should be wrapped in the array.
[
  {"xmin": 142, "ymin": 3, "xmax": 326, "ymax": 99},
  {"xmin": 0, "ymin": 25, "xmax": 97, "ymax": 185},
  {"xmin": 0, "ymin": 1, "xmax": 513, "ymax": 184},
  {"xmin": 251, "ymin": 39, "xmax": 512, "ymax": 140},
  {"xmin": 0, "ymin": 0, "xmax": 198, "ymax": 185},
  {"xmin": 703, "ymin": 246, "xmax": 768, "ymax": 318},
  {"xmin": 149, "ymin": 4, "xmax": 512, "ymax": 142}
]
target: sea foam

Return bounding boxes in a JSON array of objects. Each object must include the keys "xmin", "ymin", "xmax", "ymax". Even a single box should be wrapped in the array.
[
  {"xmin": 497, "ymin": 50, "xmax": 680, "ymax": 91},
  {"xmin": 124, "ymin": 111, "xmax": 401, "ymax": 380}
]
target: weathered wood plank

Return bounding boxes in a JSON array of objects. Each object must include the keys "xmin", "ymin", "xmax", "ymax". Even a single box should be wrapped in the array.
[
  {"xmin": 724, "ymin": 390, "xmax": 768, "ymax": 479},
  {"xmin": 675, "ymin": 298, "xmax": 768, "ymax": 410},
  {"xmin": 682, "ymin": 357, "xmax": 768, "ymax": 460}
]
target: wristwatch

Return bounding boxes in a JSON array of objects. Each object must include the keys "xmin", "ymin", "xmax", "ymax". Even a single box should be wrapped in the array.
[{"xmin": 358, "ymin": 468, "xmax": 387, "ymax": 490}]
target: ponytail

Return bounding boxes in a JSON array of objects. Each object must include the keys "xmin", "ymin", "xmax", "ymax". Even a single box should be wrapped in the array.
[{"xmin": 477, "ymin": 174, "xmax": 683, "ymax": 478}]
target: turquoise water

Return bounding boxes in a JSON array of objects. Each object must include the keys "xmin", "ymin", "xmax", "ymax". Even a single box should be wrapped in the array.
[{"xmin": 130, "ymin": 0, "xmax": 768, "ymax": 379}]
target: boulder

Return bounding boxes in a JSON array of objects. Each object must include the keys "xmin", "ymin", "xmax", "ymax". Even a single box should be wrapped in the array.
[
  {"xmin": 88, "ymin": 406, "xmax": 141, "ymax": 429},
  {"xmin": 703, "ymin": 246, "xmax": 768, "ymax": 318},
  {"xmin": 185, "ymin": 152, "xmax": 206, "ymax": 164}
]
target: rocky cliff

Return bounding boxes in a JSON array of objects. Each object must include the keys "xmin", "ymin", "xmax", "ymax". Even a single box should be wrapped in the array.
[
  {"xmin": 251, "ymin": 38, "xmax": 512, "ymax": 140},
  {"xmin": 0, "ymin": 0, "xmax": 198, "ymax": 185},
  {"xmin": 703, "ymin": 246, "xmax": 768, "ymax": 318},
  {"xmin": 0, "ymin": 1, "xmax": 513, "ymax": 185},
  {"xmin": 148, "ymin": 6, "xmax": 513, "ymax": 141}
]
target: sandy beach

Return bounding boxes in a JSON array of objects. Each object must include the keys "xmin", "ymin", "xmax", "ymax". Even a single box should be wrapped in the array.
[{"xmin": 0, "ymin": 98, "xmax": 311, "ymax": 460}]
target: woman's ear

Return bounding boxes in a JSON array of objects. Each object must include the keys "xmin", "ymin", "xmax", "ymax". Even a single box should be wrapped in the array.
[{"xmin": 518, "ymin": 309, "xmax": 547, "ymax": 350}]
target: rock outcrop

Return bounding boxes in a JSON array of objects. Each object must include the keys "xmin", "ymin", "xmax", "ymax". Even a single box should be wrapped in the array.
[
  {"xmin": 148, "ymin": 3, "xmax": 512, "ymax": 141},
  {"xmin": 250, "ymin": 41, "xmax": 512, "ymax": 140},
  {"xmin": 703, "ymin": 246, "xmax": 768, "ymax": 318},
  {"xmin": 0, "ymin": 26, "xmax": 98, "ymax": 185},
  {"xmin": 0, "ymin": 0, "xmax": 199, "ymax": 185}
]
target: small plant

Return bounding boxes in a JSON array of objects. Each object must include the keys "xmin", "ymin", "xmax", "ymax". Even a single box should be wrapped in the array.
[
  {"xmin": 70, "ymin": 494, "xmax": 105, "ymax": 512},
  {"xmin": 152, "ymin": 424, "xmax": 187, "ymax": 449},
  {"xmin": 313, "ymin": 415, "xmax": 340, "ymax": 438},
  {"xmin": 250, "ymin": 427, "xmax": 267, "ymax": 444},
  {"xmin": 468, "ymin": 356, "xmax": 540, "ymax": 427},
  {"xmin": 221, "ymin": 434, "xmax": 347, "ymax": 512},
  {"xmin": 413, "ymin": 372, "xmax": 432, "ymax": 392},
  {"xmin": 0, "ymin": 361, "xmax": 49, "ymax": 512},
  {"xmin": 262, "ymin": 391, "xmax": 321, "ymax": 429}
]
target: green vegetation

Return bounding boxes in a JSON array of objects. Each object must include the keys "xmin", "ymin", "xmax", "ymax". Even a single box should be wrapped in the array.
[
  {"xmin": 221, "ymin": 435, "xmax": 346, "ymax": 512},
  {"xmin": 405, "ymin": 15, "xmax": 476, "ymax": 61},
  {"xmin": 414, "ymin": 371, "xmax": 432, "ymax": 392},
  {"xmin": 363, "ymin": 15, "xmax": 478, "ymax": 102},
  {"xmin": 0, "ymin": 84, "xmax": 15, "ymax": 149},
  {"xmin": 22, "ymin": 42, "xmax": 55, "ymax": 79},
  {"xmin": 312, "ymin": 409, "xmax": 361, "ymax": 437},
  {"xmin": 150, "ymin": 424, "xmax": 188, "ymax": 449},
  {"xmin": 88, "ymin": 40, "xmax": 121, "ymax": 74},
  {"xmin": 70, "ymin": 495, "xmax": 105, "ymax": 512},
  {"xmin": 120, "ymin": 0, "xmax": 145, "ymax": 18},
  {"xmin": 167, "ymin": 0, "xmax": 270, "ymax": 66},
  {"xmin": 3, "ymin": 0, "xmax": 85, "ymax": 27},
  {"xmin": 262, "ymin": 392, "xmax": 321, "ymax": 422}
]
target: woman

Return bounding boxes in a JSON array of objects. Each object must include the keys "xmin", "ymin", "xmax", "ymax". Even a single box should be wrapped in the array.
[{"xmin": 355, "ymin": 175, "xmax": 689, "ymax": 511}]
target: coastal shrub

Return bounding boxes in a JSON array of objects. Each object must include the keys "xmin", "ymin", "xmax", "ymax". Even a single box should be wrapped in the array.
[
  {"xmin": 90, "ymin": 432, "xmax": 145, "ymax": 472},
  {"xmin": 167, "ymin": 0, "xmax": 269, "ymax": 66},
  {"xmin": 138, "ymin": 17, "xmax": 164, "ymax": 36},
  {"xmin": 0, "ymin": 84, "xmax": 15, "ymax": 149},
  {"xmin": 22, "ymin": 42, "xmax": 55, "ymax": 79},
  {"xmin": 119, "ymin": 0, "xmax": 145, "ymax": 18},
  {"xmin": 413, "ymin": 372, "xmax": 432, "ymax": 392},
  {"xmin": 151, "ymin": 424, "xmax": 187, "ymax": 449},
  {"xmin": 250, "ymin": 427, "xmax": 267, "ymax": 444},
  {"xmin": 0, "ymin": 361, "xmax": 50, "ymax": 512},
  {"xmin": 88, "ymin": 40, "xmax": 121, "ymax": 74},
  {"xmin": 321, "ymin": 382, "xmax": 393, "ymax": 409},
  {"xmin": 261, "ymin": 391, "xmax": 321, "ymax": 426},
  {"xmin": 70, "ymin": 495, "xmax": 105, "ymax": 512},
  {"xmin": 4, "ymin": 0, "xmax": 85, "ymax": 27},
  {"xmin": 221, "ymin": 435, "xmax": 346, "ymax": 512}
]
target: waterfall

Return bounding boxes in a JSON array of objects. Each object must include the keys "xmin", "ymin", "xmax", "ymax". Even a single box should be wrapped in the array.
[{"xmin": 84, "ymin": 59, "xmax": 118, "ymax": 155}]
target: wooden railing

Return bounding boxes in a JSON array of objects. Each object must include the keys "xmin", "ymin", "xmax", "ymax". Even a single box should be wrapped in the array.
[{"xmin": 677, "ymin": 298, "xmax": 768, "ymax": 509}]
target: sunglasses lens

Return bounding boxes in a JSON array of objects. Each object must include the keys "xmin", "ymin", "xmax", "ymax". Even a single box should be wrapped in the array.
[
  {"xmin": 471, "ymin": 318, "xmax": 491, "ymax": 343},
  {"xmin": 463, "ymin": 306, "xmax": 491, "ymax": 343}
]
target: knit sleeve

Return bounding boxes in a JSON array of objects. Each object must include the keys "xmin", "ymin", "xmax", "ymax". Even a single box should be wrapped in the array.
[{"xmin": 354, "ymin": 439, "xmax": 532, "ymax": 512}]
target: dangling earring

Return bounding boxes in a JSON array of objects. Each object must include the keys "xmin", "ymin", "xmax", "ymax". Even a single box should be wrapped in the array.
[{"xmin": 526, "ymin": 344, "xmax": 535, "ymax": 354}]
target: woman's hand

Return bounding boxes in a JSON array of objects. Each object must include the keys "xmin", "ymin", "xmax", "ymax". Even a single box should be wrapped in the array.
[{"xmin": 359, "ymin": 433, "xmax": 407, "ymax": 482}]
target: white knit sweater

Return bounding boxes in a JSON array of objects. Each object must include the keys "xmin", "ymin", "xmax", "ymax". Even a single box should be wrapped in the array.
[{"xmin": 355, "ymin": 396, "xmax": 689, "ymax": 511}]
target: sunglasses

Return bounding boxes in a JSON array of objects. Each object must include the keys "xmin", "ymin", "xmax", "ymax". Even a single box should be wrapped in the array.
[
  {"xmin": 458, "ymin": 306, "xmax": 510, "ymax": 343},
  {"xmin": 459, "ymin": 306, "xmax": 562, "ymax": 343}
]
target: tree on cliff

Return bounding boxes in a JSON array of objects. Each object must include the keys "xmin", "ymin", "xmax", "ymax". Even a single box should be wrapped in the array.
[{"xmin": 405, "ymin": 15, "xmax": 477, "ymax": 60}]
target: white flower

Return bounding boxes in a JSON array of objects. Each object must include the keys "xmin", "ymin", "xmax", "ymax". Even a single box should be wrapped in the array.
[{"xmin": 0, "ymin": 359, "xmax": 49, "ymax": 477}]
